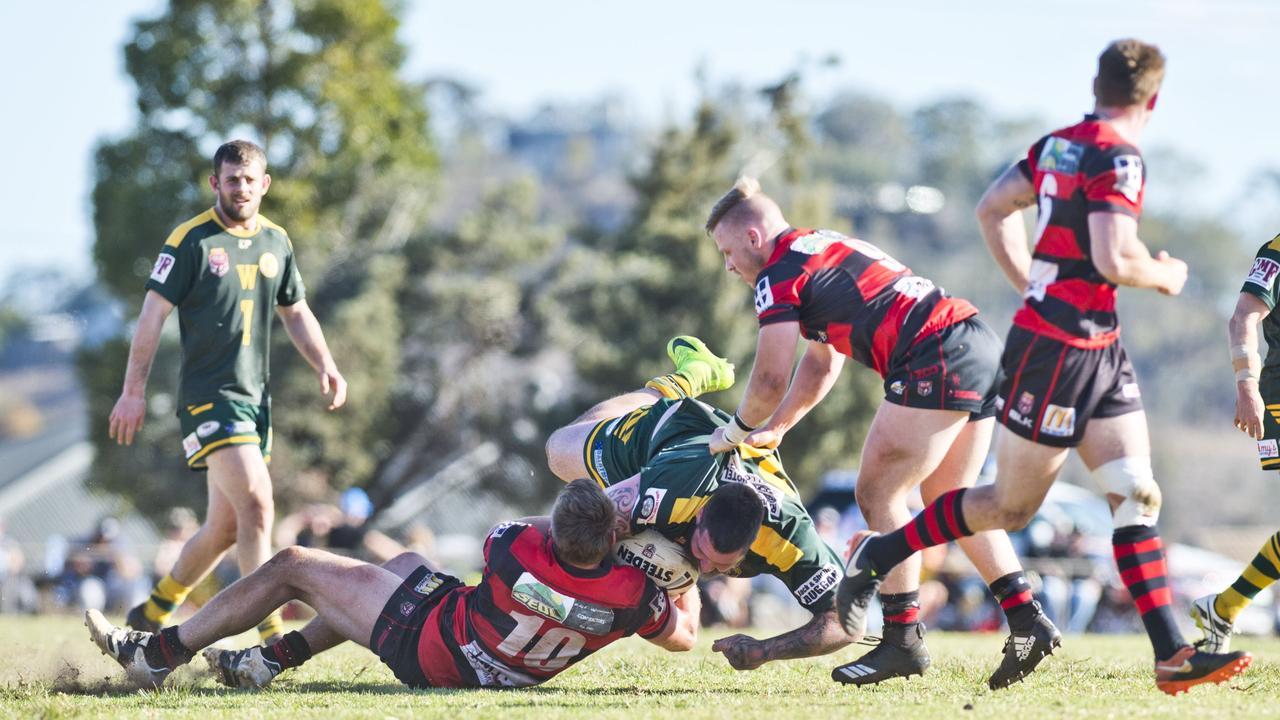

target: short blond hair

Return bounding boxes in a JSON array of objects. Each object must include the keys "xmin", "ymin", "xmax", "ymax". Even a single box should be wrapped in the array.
[
  {"xmin": 1095, "ymin": 39, "xmax": 1165, "ymax": 107},
  {"xmin": 550, "ymin": 479, "xmax": 615, "ymax": 566},
  {"xmin": 705, "ymin": 176, "xmax": 764, "ymax": 233}
]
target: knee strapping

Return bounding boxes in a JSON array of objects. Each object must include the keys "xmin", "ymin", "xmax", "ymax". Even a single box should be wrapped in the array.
[{"xmin": 1093, "ymin": 456, "xmax": 1161, "ymax": 527}]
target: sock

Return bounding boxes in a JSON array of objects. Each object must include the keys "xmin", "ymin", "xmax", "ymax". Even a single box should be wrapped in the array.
[
  {"xmin": 989, "ymin": 571, "xmax": 1038, "ymax": 629},
  {"xmin": 861, "ymin": 489, "xmax": 973, "ymax": 574},
  {"xmin": 257, "ymin": 609, "xmax": 285, "ymax": 642},
  {"xmin": 1216, "ymin": 530, "xmax": 1280, "ymax": 623},
  {"xmin": 1112, "ymin": 525, "xmax": 1185, "ymax": 660},
  {"xmin": 144, "ymin": 574, "xmax": 194, "ymax": 623},
  {"xmin": 261, "ymin": 630, "xmax": 313, "ymax": 670},
  {"xmin": 645, "ymin": 374, "xmax": 694, "ymax": 400},
  {"xmin": 880, "ymin": 591, "xmax": 920, "ymax": 626},
  {"xmin": 145, "ymin": 626, "xmax": 196, "ymax": 670}
]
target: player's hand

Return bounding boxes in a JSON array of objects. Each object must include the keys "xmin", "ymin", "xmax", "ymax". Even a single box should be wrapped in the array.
[
  {"xmin": 708, "ymin": 426, "xmax": 737, "ymax": 454},
  {"xmin": 108, "ymin": 393, "xmax": 147, "ymax": 446},
  {"xmin": 319, "ymin": 367, "xmax": 347, "ymax": 410},
  {"xmin": 1154, "ymin": 251, "xmax": 1188, "ymax": 296},
  {"xmin": 743, "ymin": 427, "xmax": 783, "ymax": 449},
  {"xmin": 1235, "ymin": 380, "xmax": 1266, "ymax": 439},
  {"xmin": 712, "ymin": 634, "xmax": 768, "ymax": 671}
]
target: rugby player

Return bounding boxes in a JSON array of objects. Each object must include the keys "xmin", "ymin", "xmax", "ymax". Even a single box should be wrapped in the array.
[
  {"xmin": 545, "ymin": 339, "xmax": 854, "ymax": 670},
  {"xmin": 1190, "ymin": 231, "xmax": 1280, "ymax": 652},
  {"xmin": 86, "ymin": 479, "xmax": 698, "ymax": 690},
  {"xmin": 109, "ymin": 140, "xmax": 346, "ymax": 643},
  {"xmin": 836, "ymin": 39, "xmax": 1252, "ymax": 695},
  {"xmin": 702, "ymin": 182, "xmax": 1060, "ymax": 688}
]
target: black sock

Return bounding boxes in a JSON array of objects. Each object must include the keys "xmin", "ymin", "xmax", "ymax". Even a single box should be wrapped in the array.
[
  {"xmin": 261, "ymin": 630, "xmax": 313, "ymax": 670},
  {"xmin": 145, "ymin": 626, "xmax": 196, "ymax": 670},
  {"xmin": 880, "ymin": 591, "xmax": 921, "ymax": 626},
  {"xmin": 989, "ymin": 571, "xmax": 1039, "ymax": 630},
  {"xmin": 1112, "ymin": 524, "xmax": 1186, "ymax": 660}
]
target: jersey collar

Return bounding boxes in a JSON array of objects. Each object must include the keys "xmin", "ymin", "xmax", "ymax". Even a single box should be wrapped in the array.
[
  {"xmin": 766, "ymin": 226, "xmax": 805, "ymax": 265},
  {"xmin": 549, "ymin": 539, "xmax": 613, "ymax": 578},
  {"xmin": 209, "ymin": 206, "xmax": 262, "ymax": 238}
]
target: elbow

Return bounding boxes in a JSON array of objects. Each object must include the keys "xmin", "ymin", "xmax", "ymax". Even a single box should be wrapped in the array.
[{"xmin": 1092, "ymin": 256, "xmax": 1126, "ymax": 285}]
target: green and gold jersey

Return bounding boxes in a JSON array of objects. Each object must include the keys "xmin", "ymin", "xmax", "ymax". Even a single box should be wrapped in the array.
[
  {"xmin": 144, "ymin": 208, "xmax": 305, "ymax": 407},
  {"xmin": 1240, "ymin": 233, "xmax": 1280, "ymax": 380},
  {"xmin": 628, "ymin": 432, "xmax": 844, "ymax": 613}
]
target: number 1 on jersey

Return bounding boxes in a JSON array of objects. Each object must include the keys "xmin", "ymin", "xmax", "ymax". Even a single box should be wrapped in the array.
[{"xmin": 239, "ymin": 299, "xmax": 254, "ymax": 346}]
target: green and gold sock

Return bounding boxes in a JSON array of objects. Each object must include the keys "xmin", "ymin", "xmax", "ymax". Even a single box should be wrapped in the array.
[
  {"xmin": 258, "ymin": 609, "xmax": 285, "ymax": 642},
  {"xmin": 144, "ymin": 574, "xmax": 194, "ymax": 624},
  {"xmin": 1215, "ymin": 531, "xmax": 1280, "ymax": 623}
]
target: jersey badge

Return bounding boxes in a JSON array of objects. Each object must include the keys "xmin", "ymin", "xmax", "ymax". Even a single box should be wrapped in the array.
[
  {"xmin": 1112, "ymin": 155, "xmax": 1144, "ymax": 203},
  {"xmin": 754, "ymin": 276, "xmax": 775, "ymax": 314},
  {"xmin": 399, "ymin": 601, "xmax": 416, "ymax": 616},
  {"xmin": 1017, "ymin": 392, "xmax": 1035, "ymax": 418},
  {"xmin": 208, "ymin": 247, "xmax": 230, "ymax": 277},
  {"xmin": 1259, "ymin": 439, "xmax": 1279, "ymax": 459},
  {"xmin": 259, "ymin": 252, "xmax": 280, "ymax": 279},
  {"xmin": 1246, "ymin": 257, "xmax": 1280, "ymax": 289},
  {"xmin": 889, "ymin": 380, "xmax": 905, "ymax": 395},
  {"xmin": 789, "ymin": 230, "xmax": 842, "ymax": 255},
  {"xmin": 182, "ymin": 432, "xmax": 201, "ymax": 458},
  {"xmin": 1036, "ymin": 137, "xmax": 1083, "ymax": 174},
  {"xmin": 637, "ymin": 488, "xmax": 665, "ymax": 525},
  {"xmin": 1039, "ymin": 404, "xmax": 1076, "ymax": 438},
  {"xmin": 916, "ymin": 380, "xmax": 933, "ymax": 397},
  {"xmin": 150, "ymin": 254, "xmax": 175, "ymax": 284},
  {"xmin": 196, "ymin": 420, "xmax": 221, "ymax": 438},
  {"xmin": 238, "ymin": 238, "xmax": 253, "ymax": 250}
]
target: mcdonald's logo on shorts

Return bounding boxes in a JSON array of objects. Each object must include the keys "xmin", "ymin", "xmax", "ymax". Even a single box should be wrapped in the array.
[{"xmin": 1039, "ymin": 404, "xmax": 1076, "ymax": 438}]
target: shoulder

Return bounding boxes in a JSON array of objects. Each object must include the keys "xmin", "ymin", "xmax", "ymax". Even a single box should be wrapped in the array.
[
  {"xmin": 258, "ymin": 215, "xmax": 294, "ymax": 250},
  {"xmin": 163, "ymin": 209, "xmax": 220, "ymax": 249},
  {"xmin": 1263, "ymin": 233, "xmax": 1280, "ymax": 254}
]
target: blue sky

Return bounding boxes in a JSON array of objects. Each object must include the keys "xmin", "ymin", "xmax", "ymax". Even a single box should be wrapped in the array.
[{"xmin": 4, "ymin": 0, "xmax": 1279, "ymax": 285}]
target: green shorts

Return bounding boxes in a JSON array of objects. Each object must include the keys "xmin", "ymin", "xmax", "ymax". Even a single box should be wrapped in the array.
[
  {"xmin": 178, "ymin": 399, "xmax": 272, "ymax": 470},
  {"xmin": 583, "ymin": 404, "xmax": 664, "ymax": 488}
]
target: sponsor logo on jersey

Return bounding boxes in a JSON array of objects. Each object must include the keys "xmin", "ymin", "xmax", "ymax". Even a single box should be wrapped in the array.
[
  {"xmin": 150, "ymin": 253, "xmax": 175, "ymax": 284},
  {"xmin": 754, "ymin": 276, "xmax": 775, "ymax": 314},
  {"xmin": 1039, "ymin": 404, "xmax": 1076, "ymax": 437},
  {"xmin": 238, "ymin": 238, "xmax": 253, "ymax": 250},
  {"xmin": 916, "ymin": 380, "xmax": 933, "ymax": 397},
  {"xmin": 1017, "ymin": 392, "xmax": 1035, "ymax": 417},
  {"xmin": 1112, "ymin": 155, "xmax": 1144, "ymax": 203},
  {"xmin": 1121, "ymin": 383, "xmax": 1141, "ymax": 399},
  {"xmin": 789, "ymin": 230, "xmax": 843, "ymax": 255},
  {"xmin": 1246, "ymin": 257, "xmax": 1280, "ymax": 289},
  {"xmin": 259, "ymin": 252, "xmax": 280, "ymax": 279},
  {"xmin": 636, "ymin": 488, "xmax": 665, "ymax": 525},
  {"xmin": 490, "ymin": 521, "xmax": 523, "ymax": 539},
  {"xmin": 1025, "ymin": 259, "xmax": 1059, "ymax": 303},
  {"xmin": 512, "ymin": 572, "xmax": 571, "ymax": 622},
  {"xmin": 951, "ymin": 389, "xmax": 982, "ymax": 401},
  {"xmin": 196, "ymin": 420, "xmax": 221, "ymax": 438},
  {"xmin": 413, "ymin": 573, "xmax": 445, "ymax": 595},
  {"xmin": 795, "ymin": 563, "xmax": 841, "ymax": 606},
  {"xmin": 400, "ymin": 601, "xmax": 416, "ymax": 616},
  {"xmin": 1036, "ymin": 137, "xmax": 1083, "ymax": 174},
  {"xmin": 890, "ymin": 380, "xmax": 906, "ymax": 395},
  {"xmin": 720, "ymin": 457, "xmax": 782, "ymax": 521},
  {"xmin": 614, "ymin": 543, "xmax": 676, "ymax": 584},
  {"xmin": 892, "ymin": 275, "xmax": 935, "ymax": 300},
  {"xmin": 1258, "ymin": 439, "xmax": 1279, "ymax": 459},
  {"xmin": 228, "ymin": 420, "xmax": 258, "ymax": 434},
  {"xmin": 591, "ymin": 448, "xmax": 609, "ymax": 483},
  {"xmin": 912, "ymin": 364, "xmax": 940, "ymax": 379},
  {"xmin": 182, "ymin": 432, "xmax": 201, "ymax": 458},
  {"xmin": 461, "ymin": 641, "xmax": 535, "ymax": 688},
  {"xmin": 648, "ymin": 590, "xmax": 668, "ymax": 621},
  {"xmin": 208, "ymin": 247, "xmax": 230, "ymax": 277}
]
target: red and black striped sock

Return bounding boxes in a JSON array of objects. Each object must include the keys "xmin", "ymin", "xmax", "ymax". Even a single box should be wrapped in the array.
[
  {"xmin": 262, "ymin": 630, "xmax": 313, "ymax": 670},
  {"xmin": 862, "ymin": 489, "xmax": 973, "ymax": 574},
  {"xmin": 1113, "ymin": 525, "xmax": 1186, "ymax": 660},
  {"xmin": 989, "ymin": 571, "xmax": 1038, "ymax": 630},
  {"xmin": 880, "ymin": 591, "xmax": 921, "ymax": 626},
  {"xmin": 144, "ymin": 626, "xmax": 196, "ymax": 670}
]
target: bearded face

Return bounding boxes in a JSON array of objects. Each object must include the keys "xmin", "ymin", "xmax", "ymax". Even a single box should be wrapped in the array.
[{"xmin": 211, "ymin": 160, "xmax": 270, "ymax": 223}]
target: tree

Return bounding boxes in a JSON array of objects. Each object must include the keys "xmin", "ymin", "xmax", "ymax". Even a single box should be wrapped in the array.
[{"xmin": 84, "ymin": 0, "xmax": 436, "ymax": 519}]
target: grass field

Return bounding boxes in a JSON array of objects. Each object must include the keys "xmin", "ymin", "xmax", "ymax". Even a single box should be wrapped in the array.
[{"xmin": 2, "ymin": 616, "xmax": 1275, "ymax": 718}]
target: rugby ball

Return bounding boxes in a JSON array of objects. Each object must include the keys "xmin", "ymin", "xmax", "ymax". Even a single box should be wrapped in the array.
[{"xmin": 612, "ymin": 530, "xmax": 699, "ymax": 595}]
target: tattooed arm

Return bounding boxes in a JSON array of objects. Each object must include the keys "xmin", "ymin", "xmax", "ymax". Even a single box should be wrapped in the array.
[
  {"xmin": 711, "ymin": 608, "xmax": 851, "ymax": 670},
  {"xmin": 604, "ymin": 475, "xmax": 641, "ymax": 539},
  {"xmin": 976, "ymin": 162, "xmax": 1038, "ymax": 293}
]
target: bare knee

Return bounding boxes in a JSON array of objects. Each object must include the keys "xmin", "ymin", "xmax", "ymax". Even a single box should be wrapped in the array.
[
  {"xmin": 235, "ymin": 491, "xmax": 274, "ymax": 533},
  {"xmin": 382, "ymin": 552, "xmax": 432, "ymax": 579},
  {"xmin": 993, "ymin": 502, "xmax": 1038, "ymax": 531},
  {"xmin": 202, "ymin": 515, "xmax": 238, "ymax": 549},
  {"xmin": 268, "ymin": 545, "xmax": 311, "ymax": 568}
]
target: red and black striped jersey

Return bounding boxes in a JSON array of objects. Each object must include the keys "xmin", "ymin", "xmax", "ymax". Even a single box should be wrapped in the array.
[
  {"xmin": 754, "ymin": 228, "xmax": 977, "ymax": 377},
  {"xmin": 1013, "ymin": 115, "xmax": 1146, "ymax": 348},
  {"xmin": 415, "ymin": 522, "xmax": 670, "ymax": 688}
]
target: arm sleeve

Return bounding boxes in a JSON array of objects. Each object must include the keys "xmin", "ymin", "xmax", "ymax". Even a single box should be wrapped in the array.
[
  {"xmin": 755, "ymin": 263, "xmax": 808, "ymax": 326},
  {"xmin": 635, "ymin": 585, "xmax": 672, "ymax": 639},
  {"xmin": 1240, "ymin": 238, "xmax": 1280, "ymax": 310},
  {"xmin": 632, "ymin": 451, "xmax": 716, "ymax": 534},
  {"xmin": 1017, "ymin": 136, "xmax": 1046, "ymax": 182},
  {"xmin": 144, "ymin": 237, "xmax": 198, "ymax": 306},
  {"xmin": 1083, "ymin": 144, "xmax": 1144, "ymax": 218},
  {"xmin": 276, "ymin": 245, "xmax": 306, "ymax": 306}
]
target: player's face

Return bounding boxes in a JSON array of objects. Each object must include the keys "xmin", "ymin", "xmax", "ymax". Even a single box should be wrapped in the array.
[
  {"xmin": 211, "ymin": 160, "xmax": 271, "ymax": 222},
  {"xmin": 688, "ymin": 526, "xmax": 747, "ymax": 575},
  {"xmin": 712, "ymin": 224, "xmax": 763, "ymax": 286}
]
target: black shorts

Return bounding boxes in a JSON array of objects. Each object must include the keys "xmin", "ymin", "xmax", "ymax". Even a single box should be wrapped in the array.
[
  {"xmin": 883, "ymin": 316, "xmax": 1002, "ymax": 421},
  {"xmin": 995, "ymin": 326, "xmax": 1143, "ymax": 448},
  {"xmin": 369, "ymin": 566, "xmax": 464, "ymax": 689}
]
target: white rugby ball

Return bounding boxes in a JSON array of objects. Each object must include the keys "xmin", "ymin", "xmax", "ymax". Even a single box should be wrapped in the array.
[{"xmin": 612, "ymin": 530, "xmax": 699, "ymax": 595}]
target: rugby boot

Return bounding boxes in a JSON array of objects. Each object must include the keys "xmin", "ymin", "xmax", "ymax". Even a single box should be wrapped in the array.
[
  {"xmin": 836, "ymin": 531, "xmax": 883, "ymax": 641},
  {"xmin": 1190, "ymin": 594, "xmax": 1234, "ymax": 653},
  {"xmin": 831, "ymin": 622, "xmax": 930, "ymax": 686},
  {"xmin": 987, "ymin": 609, "xmax": 1062, "ymax": 689},
  {"xmin": 662, "ymin": 336, "xmax": 735, "ymax": 397},
  {"xmin": 204, "ymin": 646, "xmax": 283, "ymax": 689},
  {"xmin": 125, "ymin": 600, "xmax": 161, "ymax": 633},
  {"xmin": 84, "ymin": 609, "xmax": 171, "ymax": 688},
  {"xmin": 1154, "ymin": 645, "xmax": 1252, "ymax": 696}
]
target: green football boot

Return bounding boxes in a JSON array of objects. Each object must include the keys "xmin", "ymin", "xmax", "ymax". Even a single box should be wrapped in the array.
[{"xmin": 647, "ymin": 335, "xmax": 735, "ymax": 399}]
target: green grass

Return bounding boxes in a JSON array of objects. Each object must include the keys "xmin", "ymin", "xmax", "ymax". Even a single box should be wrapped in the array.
[{"xmin": 1, "ymin": 616, "xmax": 1275, "ymax": 718}]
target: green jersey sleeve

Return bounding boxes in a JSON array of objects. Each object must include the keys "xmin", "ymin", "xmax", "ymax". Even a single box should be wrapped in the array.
[
  {"xmin": 1241, "ymin": 236, "xmax": 1280, "ymax": 310},
  {"xmin": 144, "ymin": 233, "xmax": 199, "ymax": 306},
  {"xmin": 276, "ymin": 243, "xmax": 306, "ymax": 307},
  {"xmin": 631, "ymin": 444, "xmax": 718, "ymax": 539},
  {"xmin": 749, "ymin": 507, "xmax": 844, "ymax": 612}
]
